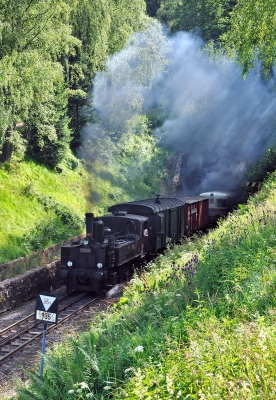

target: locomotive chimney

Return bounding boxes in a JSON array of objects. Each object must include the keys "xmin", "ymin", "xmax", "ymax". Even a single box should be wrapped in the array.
[{"xmin": 85, "ymin": 213, "xmax": 94, "ymax": 241}]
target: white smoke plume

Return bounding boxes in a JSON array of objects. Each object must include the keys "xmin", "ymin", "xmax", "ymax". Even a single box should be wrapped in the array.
[{"xmin": 84, "ymin": 23, "xmax": 276, "ymax": 200}]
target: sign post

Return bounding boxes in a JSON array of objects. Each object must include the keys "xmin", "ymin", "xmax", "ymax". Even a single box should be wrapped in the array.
[{"xmin": 35, "ymin": 293, "xmax": 58, "ymax": 382}]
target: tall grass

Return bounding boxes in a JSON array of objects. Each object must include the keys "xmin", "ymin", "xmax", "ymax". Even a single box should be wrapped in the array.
[
  {"xmin": 0, "ymin": 156, "xmax": 88, "ymax": 263},
  {"xmin": 12, "ymin": 172, "xmax": 276, "ymax": 399}
]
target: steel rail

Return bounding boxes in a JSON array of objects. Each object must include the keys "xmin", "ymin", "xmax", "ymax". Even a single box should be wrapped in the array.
[
  {"xmin": 0, "ymin": 292, "xmax": 100, "ymax": 363},
  {"xmin": 0, "ymin": 292, "xmax": 85, "ymax": 346}
]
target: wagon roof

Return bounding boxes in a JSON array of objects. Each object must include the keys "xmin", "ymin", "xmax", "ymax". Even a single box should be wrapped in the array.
[
  {"xmin": 199, "ymin": 191, "xmax": 228, "ymax": 199},
  {"xmin": 108, "ymin": 197, "xmax": 186, "ymax": 214},
  {"xmin": 180, "ymin": 196, "xmax": 209, "ymax": 204},
  {"xmin": 101, "ymin": 213, "xmax": 148, "ymax": 222}
]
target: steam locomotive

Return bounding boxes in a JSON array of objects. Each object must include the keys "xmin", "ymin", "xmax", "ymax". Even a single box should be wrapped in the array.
[{"xmin": 59, "ymin": 192, "xmax": 232, "ymax": 294}]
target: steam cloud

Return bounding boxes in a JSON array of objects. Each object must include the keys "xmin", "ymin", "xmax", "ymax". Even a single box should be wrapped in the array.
[{"xmin": 84, "ymin": 24, "xmax": 276, "ymax": 200}]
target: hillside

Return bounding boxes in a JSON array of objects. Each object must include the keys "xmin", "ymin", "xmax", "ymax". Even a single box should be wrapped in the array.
[
  {"xmin": 0, "ymin": 156, "xmax": 87, "ymax": 264},
  {"xmin": 12, "ymin": 170, "xmax": 276, "ymax": 399},
  {"xmin": 0, "ymin": 140, "xmax": 170, "ymax": 267}
]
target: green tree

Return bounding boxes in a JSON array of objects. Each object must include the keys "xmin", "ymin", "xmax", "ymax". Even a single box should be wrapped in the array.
[
  {"xmin": 108, "ymin": 0, "xmax": 148, "ymax": 54},
  {"xmin": 67, "ymin": 0, "xmax": 149, "ymax": 145},
  {"xmin": 93, "ymin": 21, "xmax": 171, "ymax": 141},
  {"xmin": 0, "ymin": 0, "xmax": 78, "ymax": 164},
  {"xmin": 25, "ymin": 71, "xmax": 71, "ymax": 168},
  {"xmin": 0, "ymin": 50, "xmax": 73, "ymax": 166},
  {"xmin": 66, "ymin": 0, "xmax": 112, "ymax": 143},
  {"xmin": 220, "ymin": 0, "xmax": 276, "ymax": 77},
  {"xmin": 157, "ymin": 0, "xmax": 236, "ymax": 41}
]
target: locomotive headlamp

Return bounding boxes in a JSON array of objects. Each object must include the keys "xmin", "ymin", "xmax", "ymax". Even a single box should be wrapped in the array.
[
  {"xmin": 83, "ymin": 239, "xmax": 89, "ymax": 245},
  {"xmin": 97, "ymin": 263, "xmax": 103, "ymax": 269},
  {"xmin": 67, "ymin": 261, "xmax": 73, "ymax": 267}
]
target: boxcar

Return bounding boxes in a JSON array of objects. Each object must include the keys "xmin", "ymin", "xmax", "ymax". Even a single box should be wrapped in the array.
[{"xmin": 180, "ymin": 196, "xmax": 209, "ymax": 235}]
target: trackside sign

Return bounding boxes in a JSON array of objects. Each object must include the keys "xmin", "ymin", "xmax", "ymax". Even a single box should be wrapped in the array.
[{"xmin": 35, "ymin": 293, "xmax": 58, "ymax": 324}]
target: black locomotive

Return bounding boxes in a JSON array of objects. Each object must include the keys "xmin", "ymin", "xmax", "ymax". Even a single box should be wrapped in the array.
[{"xmin": 59, "ymin": 193, "xmax": 231, "ymax": 294}]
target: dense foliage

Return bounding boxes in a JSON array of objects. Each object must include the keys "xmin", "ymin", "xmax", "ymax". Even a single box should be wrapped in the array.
[
  {"xmin": 0, "ymin": 0, "xmax": 78, "ymax": 165},
  {"xmin": 1, "ymin": 0, "xmax": 275, "ymax": 169},
  {"xmin": 0, "ymin": 0, "xmax": 275, "ymax": 255},
  {"xmin": 0, "ymin": 0, "xmax": 149, "ymax": 167},
  {"xmin": 156, "ymin": 0, "xmax": 237, "ymax": 41},
  {"xmin": 147, "ymin": 0, "xmax": 276, "ymax": 78},
  {"xmin": 241, "ymin": 145, "xmax": 276, "ymax": 200},
  {"xmin": 67, "ymin": 0, "xmax": 148, "ymax": 144},
  {"xmin": 221, "ymin": 0, "xmax": 276, "ymax": 77}
]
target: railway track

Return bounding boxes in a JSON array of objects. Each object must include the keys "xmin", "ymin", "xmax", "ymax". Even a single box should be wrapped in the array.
[{"xmin": 0, "ymin": 292, "xmax": 101, "ymax": 363}]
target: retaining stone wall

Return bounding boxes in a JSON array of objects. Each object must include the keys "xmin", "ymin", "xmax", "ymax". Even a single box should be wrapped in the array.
[
  {"xmin": 0, "ymin": 235, "xmax": 84, "ymax": 313},
  {"xmin": 0, "ymin": 260, "xmax": 63, "ymax": 313}
]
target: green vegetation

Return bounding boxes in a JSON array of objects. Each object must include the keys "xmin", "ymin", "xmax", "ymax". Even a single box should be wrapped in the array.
[
  {"xmin": 0, "ymin": 0, "xmax": 276, "ymax": 397},
  {"xmin": 0, "ymin": 155, "xmax": 86, "ymax": 263},
  {"xmin": 0, "ymin": 129, "xmax": 168, "ymax": 265},
  {"xmin": 1, "ymin": 0, "xmax": 274, "ymax": 170},
  {"xmin": 220, "ymin": 0, "xmax": 276, "ymax": 77},
  {"xmin": 0, "ymin": 0, "xmax": 273, "ymax": 264},
  {"xmin": 147, "ymin": 0, "xmax": 276, "ymax": 77},
  {"xmin": 246, "ymin": 146, "xmax": 276, "ymax": 183},
  {"xmin": 80, "ymin": 115, "xmax": 170, "ymax": 209},
  {"xmin": 0, "ymin": 2, "xmax": 169, "ymax": 269},
  {"xmin": 68, "ymin": 0, "xmax": 149, "ymax": 141},
  {"xmin": 0, "ymin": 0, "xmax": 149, "ymax": 166},
  {"xmin": 156, "ymin": 0, "xmax": 236, "ymax": 41},
  {"xmin": 11, "ymin": 171, "xmax": 276, "ymax": 399}
]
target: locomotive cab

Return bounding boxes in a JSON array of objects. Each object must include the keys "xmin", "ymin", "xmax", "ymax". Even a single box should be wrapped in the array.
[
  {"xmin": 101, "ymin": 212, "xmax": 149, "ymax": 266},
  {"xmin": 108, "ymin": 197, "xmax": 187, "ymax": 254}
]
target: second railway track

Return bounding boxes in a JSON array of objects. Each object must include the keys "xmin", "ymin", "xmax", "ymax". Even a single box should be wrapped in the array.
[{"xmin": 0, "ymin": 291, "xmax": 101, "ymax": 363}]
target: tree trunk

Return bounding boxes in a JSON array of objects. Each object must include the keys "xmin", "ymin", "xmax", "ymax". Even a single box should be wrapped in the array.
[{"xmin": 1, "ymin": 127, "xmax": 13, "ymax": 163}]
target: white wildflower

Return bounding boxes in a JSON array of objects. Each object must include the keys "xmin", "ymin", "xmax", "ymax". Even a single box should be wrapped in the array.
[
  {"xmin": 134, "ymin": 345, "xmax": 144, "ymax": 352},
  {"xmin": 79, "ymin": 382, "xmax": 89, "ymax": 390},
  {"xmin": 68, "ymin": 390, "xmax": 74, "ymax": 394},
  {"xmin": 124, "ymin": 367, "xmax": 132, "ymax": 374}
]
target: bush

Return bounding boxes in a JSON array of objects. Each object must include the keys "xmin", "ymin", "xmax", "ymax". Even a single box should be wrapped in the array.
[
  {"xmin": 63, "ymin": 153, "xmax": 79, "ymax": 170},
  {"xmin": 27, "ymin": 118, "xmax": 72, "ymax": 169},
  {"xmin": 23, "ymin": 200, "xmax": 83, "ymax": 251},
  {"xmin": 242, "ymin": 146, "xmax": 276, "ymax": 199},
  {"xmin": 23, "ymin": 217, "xmax": 65, "ymax": 251}
]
